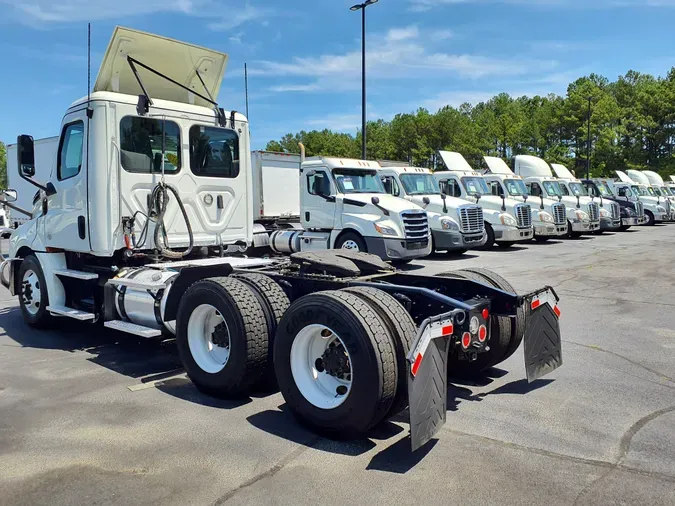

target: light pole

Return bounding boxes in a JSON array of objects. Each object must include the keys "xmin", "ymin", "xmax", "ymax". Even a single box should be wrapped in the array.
[
  {"xmin": 586, "ymin": 96, "xmax": 592, "ymax": 180},
  {"xmin": 350, "ymin": 0, "xmax": 378, "ymax": 160}
]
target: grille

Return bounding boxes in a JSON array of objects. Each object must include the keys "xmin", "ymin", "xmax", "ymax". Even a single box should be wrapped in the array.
[
  {"xmin": 552, "ymin": 203, "xmax": 566, "ymax": 225},
  {"xmin": 610, "ymin": 202, "xmax": 620, "ymax": 220},
  {"xmin": 401, "ymin": 211, "xmax": 429, "ymax": 240},
  {"xmin": 665, "ymin": 200, "xmax": 671, "ymax": 215},
  {"xmin": 588, "ymin": 202, "xmax": 600, "ymax": 222},
  {"xmin": 458, "ymin": 206, "xmax": 484, "ymax": 234},
  {"xmin": 514, "ymin": 204, "xmax": 532, "ymax": 228},
  {"xmin": 635, "ymin": 201, "xmax": 644, "ymax": 217}
]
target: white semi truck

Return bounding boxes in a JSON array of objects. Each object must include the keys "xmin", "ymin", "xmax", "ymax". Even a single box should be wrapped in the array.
[
  {"xmin": 612, "ymin": 171, "xmax": 669, "ymax": 225},
  {"xmin": 639, "ymin": 170, "xmax": 675, "ymax": 221},
  {"xmin": 514, "ymin": 155, "xmax": 600, "ymax": 238},
  {"xmin": 375, "ymin": 164, "xmax": 487, "ymax": 254},
  {"xmin": 482, "ymin": 156, "xmax": 568, "ymax": 241},
  {"xmin": 0, "ymin": 26, "xmax": 563, "ymax": 452},
  {"xmin": 433, "ymin": 151, "xmax": 534, "ymax": 248},
  {"xmin": 550, "ymin": 163, "xmax": 621, "ymax": 233},
  {"xmin": 250, "ymin": 151, "xmax": 431, "ymax": 263}
]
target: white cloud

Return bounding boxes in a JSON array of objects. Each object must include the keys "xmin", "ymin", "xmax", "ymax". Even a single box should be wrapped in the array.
[
  {"xmin": 207, "ymin": 4, "xmax": 271, "ymax": 31},
  {"xmin": 268, "ymin": 83, "xmax": 322, "ymax": 93},
  {"xmin": 306, "ymin": 114, "xmax": 362, "ymax": 132},
  {"xmin": 386, "ymin": 26, "xmax": 420, "ymax": 42},
  {"xmin": 431, "ymin": 29, "xmax": 454, "ymax": 40}
]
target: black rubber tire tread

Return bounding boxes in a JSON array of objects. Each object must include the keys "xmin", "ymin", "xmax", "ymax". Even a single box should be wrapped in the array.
[
  {"xmin": 341, "ymin": 286, "xmax": 415, "ymax": 417},
  {"xmin": 644, "ymin": 210, "xmax": 655, "ymax": 226},
  {"xmin": 18, "ymin": 254, "xmax": 54, "ymax": 329},
  {"xmin": 274, "ymin": 290, "xmax": 397, "ymax": 438},
  {"xmin": 176, "ymin": 277, "xmax": 269, "ymax": 398},
  {"xmin": 436, "ymin": 270, "xmax": 511, "ymax": 376},
  {"xmin": 534, "ymin": 237, "xmax": 550, "ymax": 242},
  {"xmin": 497, "ymin": 242, "xmax": 515, "ymax": 248},
  {"xmin": 479, "ymin": 222, "xmax": 495, "ymax": 249},
  {"xmin": 232, "ymin": 272, "xmax": 291, "ymax": 387},
  {"xmin": 458, "ymin": 267, "xmax": 526, "ymax": 361}
]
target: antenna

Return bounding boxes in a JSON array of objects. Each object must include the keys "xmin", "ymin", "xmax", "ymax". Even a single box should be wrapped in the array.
[
  {"xmin": 87, "ymin": 22, "xmax": 92, "ymax": 118},
  {"xmin": 244, "ymin": 63, "xmax": 250, "ymax": 120}
]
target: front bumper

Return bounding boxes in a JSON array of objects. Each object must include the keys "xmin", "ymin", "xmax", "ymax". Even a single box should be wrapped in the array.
[
  {"xmin": 637, "ymin": 216, "xmax": 648, "ymax": 225},
  {"xmin": 600, "ymin": 217, "xmax": 622, "ymax": 231},
  {"xmin": 431, "ymin": 229, "xmax": 486, "ymax": 251},
  {"xmin": 365, "ymin": 236, "xmax": 431, "ymax": 260},
  {"xmin": 493, "ymin": 225, "xmax": 534, "ymax": 243},
  {"xmin": 534, "ymin": 222, "xmax": 567, "ymax": 237},
  {"xmin": 621, "ymin": 217, "xmax": 639, "ymax": 227},
  {"xmin": 570, "ymin": 220, "xmax": 600, "ymax": 233},
  {"xmin": 654, "ymin": 213, "xmax": 668, "ymax": 223}
]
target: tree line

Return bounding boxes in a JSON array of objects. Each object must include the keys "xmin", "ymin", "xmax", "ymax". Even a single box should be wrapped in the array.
[{"xmin": 265, "ymin": 69, "xmax": 675, "ymax": 178}]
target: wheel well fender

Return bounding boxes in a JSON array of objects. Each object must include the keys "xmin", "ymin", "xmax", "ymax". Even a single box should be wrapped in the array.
[
  {"xmin": 10, "ymin": 247, "xmax": 33, "ymax": 295},
  {"xmin": 332, "ymin": 228, "xmax": 365, "ymax": 249}
]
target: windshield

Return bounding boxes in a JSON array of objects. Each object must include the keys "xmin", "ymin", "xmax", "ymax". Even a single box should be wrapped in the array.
[
  {"xmin": 632, "ymin": 185, "xmax": 650, "ymax": 197},
  {"xmin": 568, "ymin": 182, "xmax": 589, "ymax": 197},
  {"xmin": 461, "ymin": 177, "xmax": 490, "ymax": 196},
  {"xmin": 543, "ymin": 180, "xmax": 563, "ymax": 197},
  {"xmin": 647, "ymin": 187, "xmax": 657, "ymax": 196},
  {"xmin": 504, "ymin": 179, "xmax": 528, "ymax": 197},
  {"xmin": 651, "ymin": 187, "xmax": 662, "ymax": 196},
  {"xmin": 400, "ymin": 174, "xmax": 440, "ymax": 195},
  {"xmin": 661, "ymin": 186, "xmax": 673, "ymax": 196},
  {"xmin": 333, "ymin": 170, "xmax": 385, "ymax": 194},
  {"xmin": 596, "ymin": 182, "xmax": 613, "ymax": 197}
]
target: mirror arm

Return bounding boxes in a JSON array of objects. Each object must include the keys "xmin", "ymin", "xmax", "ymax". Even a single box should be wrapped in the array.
[
  {"xmin": 1, "ymin": 201, "xmax": 32, "ymax": 217},
  {"xmin": 18, "ymin": 170, "xmax": 48, "ymax": 192}
]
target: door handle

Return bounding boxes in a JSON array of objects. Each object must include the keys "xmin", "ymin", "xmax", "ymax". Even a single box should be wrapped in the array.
[
  {"xmin": 78, "ymin": 216, "xmax": 86, "ymax": 239},
  {"xmin": 305, "ymin": 212, "xmax": 310, "ymax": 221},
  {"xmin": 217, "ymin": 196, "xmax": 224, "ymax": 209}
]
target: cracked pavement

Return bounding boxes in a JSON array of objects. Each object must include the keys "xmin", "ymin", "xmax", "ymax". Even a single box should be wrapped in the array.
[{"xmin": 1, "ymin": 226, "xmax": 674, "ymax": 506}]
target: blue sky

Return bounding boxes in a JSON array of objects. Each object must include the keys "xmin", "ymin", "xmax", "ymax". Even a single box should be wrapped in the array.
[{"xmin": 0, "ymin": 0, "xmax": 674, "ymax": 150}]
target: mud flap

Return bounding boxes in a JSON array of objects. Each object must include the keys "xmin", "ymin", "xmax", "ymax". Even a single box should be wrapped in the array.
[
  {"xmin": 523, "ymin": 293, "xmax": 562, "ymax": 382},
  {"xmin": 407, "ymin": 316, "xmax": 454, "ymax": 452}
]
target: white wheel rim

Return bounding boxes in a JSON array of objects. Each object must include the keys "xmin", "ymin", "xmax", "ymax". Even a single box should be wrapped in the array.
[
  {"xmin": 290, "ymin": 324, "xmax": 353, "ymax": 409},
  {"xmin": 187, "ymin": 304, "xmax": 230, "ymax": 374},
  {"xmin": 21, "ymin": 269, "xmax": 42, "ymax": 316},
  {"xmin": 341, "ymin": 240, "xmax": 360, "ymax": 251}
]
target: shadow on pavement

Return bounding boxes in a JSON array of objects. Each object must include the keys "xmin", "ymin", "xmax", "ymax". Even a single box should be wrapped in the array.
[
  {"xmin": 529, "ymin": 240, "xmax": 564, "ymax": 246},
  {"xmin": 366, "ymin": 437, "xmax": 437, "ymax": 474}
]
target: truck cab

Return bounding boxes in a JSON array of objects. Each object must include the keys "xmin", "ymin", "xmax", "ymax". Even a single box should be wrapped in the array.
[
  {"xmin": 626, "ymin": 170, "xmax": 673, "ymax": 221},
  {"xmin": 514, "ymin": 155, "xmax": 600, "ymax": 237},
  {"xmin": 613, "ymin": 171, "xmax": 668, "ymax": 225},
  {"xmin": 551, "ymin": 163, "xmax": 621, "ymax": 233},
  {"xmin": 297, "ymin": 157, "xmax": 431, "ymax": 261},
  {"xmin": 433, "ymin": 151, "xmax": 533, "ymax": 248},
  {"xmin": 581, "ymin": 178, "xmax": 645, "ymax": 229},
  {"xmin": 482, "ymin": 156, "xmax": 567, "ymax": 241},
  {"xmin": 377, "ymin": 164, "xmax": 486, "ymax": 254},
  {"xmin": 642, "ymin": 170, "xmax": 675, "ymax": 221}
]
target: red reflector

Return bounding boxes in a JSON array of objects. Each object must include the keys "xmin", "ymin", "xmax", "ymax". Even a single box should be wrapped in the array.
[
  {"xmin": 461, "ymin": 332, "xmax": 471, "ymax": 349},
  {"xmin": 442, "ymin": 324, "xmax": 454, "ymax": 336},
  {"xmin": 553, "ymin": 305, "xmax": 561, "ymax": 318},
  {"xmin": 411, "ymin": 353, "xmax": 423, "ymax": 377},
  {"xmin": 478, "ymin": 325, "xmax": 487, "ymax": 342},
  {"xmin": 482, "ymin": 308, "xmax": 489, "ymax": 320},
  {"xmin": 531, "ymin": 299, "xmax": 541, "ymax": 310}
]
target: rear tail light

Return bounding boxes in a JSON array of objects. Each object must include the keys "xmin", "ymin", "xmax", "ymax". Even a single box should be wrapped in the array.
[
  {"xmin": 482, "ymin": 308, "xmax": 489, "ymax": 320},
  {"xmin": 461, "ymin": 332, "xmax": 471, "ymax": 349},
  {"xmin": 478, "ymin": 325, "xmax": 487, "ymax": 342}
]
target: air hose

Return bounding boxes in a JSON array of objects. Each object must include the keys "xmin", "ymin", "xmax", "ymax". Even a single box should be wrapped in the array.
[{"xmin": 150, "ymin": 181, "xmax": 194, "ymax": 259}]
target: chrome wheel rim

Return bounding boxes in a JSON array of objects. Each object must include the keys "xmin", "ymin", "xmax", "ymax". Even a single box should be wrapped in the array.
[
  {"xmin": 21, "ymin": 269, "xmax": 42, "ymax": 316},
  {"xmin": 187, "ymin": 304, "xmax": 230, "ymax": 374}
]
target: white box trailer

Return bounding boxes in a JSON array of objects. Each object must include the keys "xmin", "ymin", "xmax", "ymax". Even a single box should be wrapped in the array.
[
  {"xmin": 251, "ymin": 151, "xmax": 301, "ymax": 220},
  {"xmin": 7, "ymin": 136, "xmax": 59, "ymax": 226}
]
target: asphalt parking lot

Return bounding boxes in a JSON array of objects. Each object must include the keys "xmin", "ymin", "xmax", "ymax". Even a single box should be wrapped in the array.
[{"xmin": 1, "ymin": 228, "xmax": 674, "ymax": 506}]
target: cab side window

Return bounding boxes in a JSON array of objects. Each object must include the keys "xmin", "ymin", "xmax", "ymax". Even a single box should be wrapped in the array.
[
  {"xmin": 58, "ymin": 121, "xmax": 84, "ymax": 181},
  {"xmin": 618, "ymin": 187, "xmax": 628, "ymax": 197},
  {"xmin": 440, "ymin": 179, "xmax": 461, "ymax": 197},
  {"xmin": 380, "ymin": 176, "xmax": 400, "ymax": 197},
  {"xmin": 585, "ymin": 184, "xmax": 598, "ymax": 197},
  {"xmin": 489, "ymin": 181, "xmax": 503, "ymax": 196},
  {"xmin": 527, "ymin": 182, "xmax": 541, "ymax": 197},
  {"xmin": 308, "ymin": 172, "xmax": 331, "ymax": 196},
  {"xmin": 560, "ymin": 185, "xmax": 570, "ymax": 196}
]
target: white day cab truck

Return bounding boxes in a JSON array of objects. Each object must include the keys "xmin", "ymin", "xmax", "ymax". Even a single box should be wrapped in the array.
[
  {"xmin": 550, "ymin": 163, "xmax": 621, "ymax": 233},
  {"xmin": 482, "ymin": 156, "xmax": 568, "ymax": 241},
  {"xmin": 249, "ymin": 151, "xmax": 431, "ymax": 264},
  {"xmin": 513, "ymin": 155, "xmax": 600, "ymax": 238},
  {"xmin": 375, "ymin": 163, "xmax": 487, "ymax": 254},
  {"xmin": 0, "ymin": 26, "xmax": 563, "ymax": 452},
  {"xmin": 580, "ymin": 178, "xmax": 645, "ymax": 229},
  {"xmin": 635, "ymin": 170, "xmax": 675, "ymax": 221},
  {"xmin": 612, "ymin": 171, "xmax": 669, "ymax": 225},
  {"xmin": 432, "ymin": 151, "xmax": 534, "ymax": 248}
]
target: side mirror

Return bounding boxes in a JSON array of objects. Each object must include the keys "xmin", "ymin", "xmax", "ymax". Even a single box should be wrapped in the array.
[
  {"xmin": 454, "ymin": 186, "xmax": 462, "ymax": 198},
  {"xmin": 46, "ymin": 182, "xmax": 57, "ymax": 197},
  {"xmin": 371, "ymin": 196, "xmax": 380, "ymax": 205},
  {"xmin": 540, "ymin": 195, "xmax": 544, "ymax": 210},
  {"xmin": 422, "ymin": 196, "xmax": 430, "ymax": 206},
  {"xmin": 17, "ymin": 134, "xmax": 36, "ymax": 177},
  {"xmin": 500, "ymin": 194, "xmax": 506, "ymax": 212},
  {"xmin": 438, "ymin": 181, "xmax": 448, "ymax": 195},
  {"xmin": 0, "ymin": 189, "xmax": 18, "ymax": 203},
  {"xmin": 576, "ymin": 195, "xmax": 580, "ymax": 209}
]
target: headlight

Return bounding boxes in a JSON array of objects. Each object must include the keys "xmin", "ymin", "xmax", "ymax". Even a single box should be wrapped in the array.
[
  {"xmin": 441, "ymin": 218, "xmax": 459, "ymax": 231},
  {"xmin": 500, "ymin": 214, "xmax": 517, "ymax": 227},
  {"xmin": 599, "ymin": 208, "xmax": 610, "ymax": 218},
  {"xmin": 538, "ymin": 211, "xmax": 553, "ymax": 223},
  {"xmin": 374, "ymin": 223, "xmax": 397, "ymax": 236},
  {"xmin": 657, "ymin": 206, "xmax": 666, "ymax": 213},
  {"xmin": 575, "ymin": 210, "xmax": 589, "ymax": 221}
]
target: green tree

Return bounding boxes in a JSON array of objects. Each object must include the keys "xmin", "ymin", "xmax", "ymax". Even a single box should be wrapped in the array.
[{"xmin": 0, "ymin": 141, "xmax": 7, "ymax": 189}]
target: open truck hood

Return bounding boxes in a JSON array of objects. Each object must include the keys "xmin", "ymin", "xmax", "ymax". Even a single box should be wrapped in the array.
[
  {"xmin": 438, "ymin": 151, "xmax": 476, "ymax": 173},
  {"xmin": 94, "ymin": 26, "xmax": 228, "ymax": 108},
  {"xmin": 550, "ymin": 163, "xmax": 578, "ymax": 181},
  {"xmin": 615, "ymin": 170, "xmax": 636, "ymax": 184},
  {"xmin": 483, "ymin": 156, "xmax": 513, "ymax": 175}
]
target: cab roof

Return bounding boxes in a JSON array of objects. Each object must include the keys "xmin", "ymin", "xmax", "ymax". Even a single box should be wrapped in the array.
[
  {"xmin": 94, "ymin": 26, "xmax": 228, "ymax": 108},
  {"xmin": 304, "ymin": 157, "xmax": 381, "ymax": 170},
  {"xmin": 379, "ymin": 165, "xmax": 431, "ymax": 175}
]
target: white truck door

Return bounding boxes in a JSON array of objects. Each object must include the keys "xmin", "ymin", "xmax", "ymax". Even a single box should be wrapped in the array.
[
  {"xmin": 301, "ymin": 169, "xmax": 336, "ymax": 230},
  {"xmin": 44, "ymin": 112, "xmax": 90, "ymax": 252}
]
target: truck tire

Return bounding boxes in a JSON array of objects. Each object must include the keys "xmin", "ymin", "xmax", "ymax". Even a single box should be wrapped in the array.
[
  {"xmin": 497, "ymin": 242, "xmax": 515, "ymax": 249},
  {"xmin": 341, "ymin": 286, "xmax": 414, "ymax": 417},
  {"xmin": 567, "ymin": 220, "xmax": 582, "ymax": 238},
  {"xmin": 534, "ymin": 236, "xmax": 550, "ymax": 243},
  {"xmin": 274, "ymin": 291, "xmax": 397, "ymax": 438},
  {"xmin": 478, "ymin": 222, "xmax": 495, "ymax": 249},
  {"xmin": 335, "ymin": 232, "xmax": 367, "ymax": 253},
  {"xmin": 17, "ymin": 254, "xmax": 54, "ymax": 328},
  {"xmin": 644, "ymin": 210, "xmax": 655, "ymax": 226},
  {"xmin": 233, "ymin": 273, "xmax": 290, "ymax": 387},
  {"xmin": 436, "ymin": 270, "xmax": 511, "ymax": 377},
  {"xmin": 456, "ymin": 268, "xmax": 526, "ymax": 362},
  {"xmin": 176, "ymin": 277, "xmax": 269, "ymax": 398}
]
